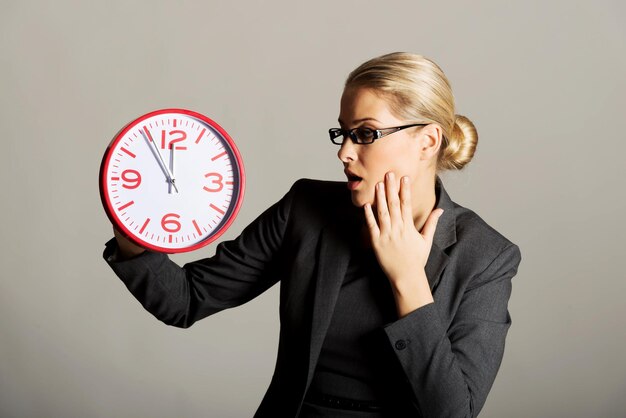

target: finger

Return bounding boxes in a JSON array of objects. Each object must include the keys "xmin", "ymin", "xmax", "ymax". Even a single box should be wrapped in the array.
[
  {"xmin": 420, "ymin": 209, "xmax": 444, "ymax": 245},
  {"xmin": 376, "ymin": 182, "xmax": 391, "ymax": 233},
  {"xmin": 399, "ymin": 176, "xmax": 413, "ymax": 226},
  {"xmin": 363, "ymin": 203, "xmax": 380, "ymax": 240},
  {"xmin": 385, "ymin": 172, "xmax": 402, "ymax": 228}
]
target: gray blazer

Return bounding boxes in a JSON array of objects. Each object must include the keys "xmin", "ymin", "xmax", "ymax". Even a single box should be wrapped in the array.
[{"xmin": 104, "ymin": 177, "xmax": 522, "ymax": 418}]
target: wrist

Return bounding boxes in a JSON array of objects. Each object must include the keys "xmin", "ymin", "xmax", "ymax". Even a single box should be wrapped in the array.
[
  {"xmin": 113, "ymin": 228, "xmax": 146, "ymax": 260},
  {"xmin": 391, "ymin": 269, "xmax": 434, "ymax": 318}
]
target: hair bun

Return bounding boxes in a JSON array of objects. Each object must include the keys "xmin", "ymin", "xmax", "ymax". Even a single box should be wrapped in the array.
[{"xmin": 439, "ymin": 114, "xmax": 478, "ymax": 170}]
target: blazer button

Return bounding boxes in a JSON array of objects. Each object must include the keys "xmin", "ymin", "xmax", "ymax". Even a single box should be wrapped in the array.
[{"xmin": 395, "ymin": 339, "xmax": 407, "ymax": 350}]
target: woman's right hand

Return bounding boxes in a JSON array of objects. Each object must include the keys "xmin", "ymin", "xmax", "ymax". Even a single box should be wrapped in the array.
[{"xmin": 113, "ymin": 228, "xmax": 146, "ymax": 260}]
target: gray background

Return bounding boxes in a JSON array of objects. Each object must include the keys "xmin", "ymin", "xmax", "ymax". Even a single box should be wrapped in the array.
[{"xmin": 1, "ymin": 1, "xmax": 624, "ymax": 417}]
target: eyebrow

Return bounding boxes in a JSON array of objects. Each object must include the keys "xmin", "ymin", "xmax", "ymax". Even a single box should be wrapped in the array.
[{"xmin": 337, "ymin": 117, "xmax": 381, "ymax": 126}]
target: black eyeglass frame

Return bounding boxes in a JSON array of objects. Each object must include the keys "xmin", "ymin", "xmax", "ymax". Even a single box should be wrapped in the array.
[{"xmin": 328, "ymin": 123, "xmax": 429, "ymax": 145}]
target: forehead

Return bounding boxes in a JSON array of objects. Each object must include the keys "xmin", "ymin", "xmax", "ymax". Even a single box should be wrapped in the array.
[{"xmin": 339, "ymin": 88, "xmax": 403, "ymax": 125}]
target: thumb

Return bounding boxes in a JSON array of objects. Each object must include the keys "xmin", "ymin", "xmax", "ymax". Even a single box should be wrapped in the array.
[{"xmin": 420, "ymin": 209, "xmax": 444, "ymax": 243}]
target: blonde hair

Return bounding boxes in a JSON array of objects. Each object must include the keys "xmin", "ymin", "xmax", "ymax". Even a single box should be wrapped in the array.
[{"xmin": 345, "ymin": 52, "xmax": 478, "ymax": 171}]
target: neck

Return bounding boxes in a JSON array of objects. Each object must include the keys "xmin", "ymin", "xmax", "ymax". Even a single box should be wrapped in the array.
[{"xmin": 411, "ymin": 174, "xmax": 437, "ymax": 232}]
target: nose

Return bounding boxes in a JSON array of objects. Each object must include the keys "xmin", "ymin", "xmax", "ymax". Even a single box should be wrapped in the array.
[{"xmin": 337, "ymin": 137, "xmax": 358, "ymax": 163}]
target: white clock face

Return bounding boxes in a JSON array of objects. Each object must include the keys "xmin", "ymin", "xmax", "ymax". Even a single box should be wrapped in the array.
[{"xmin": 101, "ymin": 109, "xmax": 244, "ymax": 253}]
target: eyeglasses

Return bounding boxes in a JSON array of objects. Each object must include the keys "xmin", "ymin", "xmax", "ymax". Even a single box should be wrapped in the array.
[{"xmin": 328, "ymin": 123, "xmax": 429, "ymax": 145}]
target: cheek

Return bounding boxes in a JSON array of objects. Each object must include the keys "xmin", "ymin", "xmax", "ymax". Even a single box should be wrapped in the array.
[
  {"xmin": 363, "ymin": 146, "xmax": 413, "ymax": 180},
  {"xmin": 362, "ymin": 146, "xmax": 392, "ymax": 171}
]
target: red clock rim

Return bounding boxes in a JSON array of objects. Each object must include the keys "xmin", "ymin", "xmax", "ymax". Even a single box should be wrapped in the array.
[{"xmin": 99, "ymin": 108, "xmax": 245, "ymax": 254}]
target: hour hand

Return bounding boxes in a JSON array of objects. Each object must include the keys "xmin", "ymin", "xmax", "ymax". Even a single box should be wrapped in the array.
[{"xmin": 169, "ymin": 144, "xmax": 176, "ymax": 194}]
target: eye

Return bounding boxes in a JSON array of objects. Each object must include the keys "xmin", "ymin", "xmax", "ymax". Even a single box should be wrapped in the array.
[{"xmin": 354, "ymin": 127, "xmax": 375, "ymax": 141}]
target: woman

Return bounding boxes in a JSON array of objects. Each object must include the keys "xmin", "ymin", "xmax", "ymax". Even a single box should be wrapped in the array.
[{"xmin": 105, "ymin": 52, "xmax": 522, "ymax": 417}]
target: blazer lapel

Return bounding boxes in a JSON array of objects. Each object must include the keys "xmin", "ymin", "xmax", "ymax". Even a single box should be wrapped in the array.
[
  {"xmin": 424, "ymin": 176, "xmax": 457, "ymax": 289},
  {"xmin": 424, "ymin": 244, "xmax": 449, "ymax": 291}
]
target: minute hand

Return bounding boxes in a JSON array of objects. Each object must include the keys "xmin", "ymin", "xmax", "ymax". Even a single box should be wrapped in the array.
[{"xmin": 141, "ymin": 127, "xmax": 179, "ymax": 193}]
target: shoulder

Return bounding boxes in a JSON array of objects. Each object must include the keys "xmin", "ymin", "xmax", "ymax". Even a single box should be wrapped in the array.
[
  {"xmin": 281, "ymin": 178, "xmax": 356, "ymax": 230},
  {"xmin": 445, "ymin": 196, "xmax": 522, "ymax": 286},
  {"xmin": 455, "ymin": 204, "xmax": 517, "ymax": 253},
  {"xmin": 289, "ymin": 178, "xmax": 346, "ymax": 196},
  {"xmin": 286, "ymin": 178, "xmax": 349, "ymax": 209},
  {"xmin": 437, "ymin": 177, "xmax": 518, "ymax": 257}
]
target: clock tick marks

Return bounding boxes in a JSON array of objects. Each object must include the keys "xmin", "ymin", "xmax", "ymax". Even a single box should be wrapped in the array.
[
  {"xmin": 120, "ymin": 147, "xmax": 136, "ymax": 158},
  {"xmin": 118, "ymin": 201, "xmax": 134, "ymax": 211},
  {"xmin": 210, "ymin": 204, "xmax": 225, "ymax": 215},
  {"xmin": 192, "ymin": 220, "xmax": 203, "ymax": 236},
  {"xmin": 195, "ymin": 128, "xmax": 207, "ymax": 144},
  {"xmin": 139, "ymin": 218, "xmax": 151, "ymax": 234},
  {"xmin": 211, "ymin": 151, "xmax": 227, "ymax": 161}
]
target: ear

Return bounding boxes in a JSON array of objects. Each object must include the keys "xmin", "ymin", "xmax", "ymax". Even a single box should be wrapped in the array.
[{"xmin": 417, "ymin": 124, "xmax": 443, "ymax": 161}]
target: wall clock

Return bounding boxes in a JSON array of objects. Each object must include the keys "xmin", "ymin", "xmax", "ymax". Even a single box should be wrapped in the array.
[{"xmin": 100, "ymin": 108, "xmax": 245, "ymax": 253}]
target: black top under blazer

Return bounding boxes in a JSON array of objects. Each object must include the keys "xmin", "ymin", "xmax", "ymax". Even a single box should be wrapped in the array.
[{"xmin": 104, "ymin": 176, "xmax": 522, "ymax": 418}]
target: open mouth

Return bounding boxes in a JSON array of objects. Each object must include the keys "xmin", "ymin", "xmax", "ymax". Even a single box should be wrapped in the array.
[
  {"xmin": 344, "ymin": 168, "xmax": 362, "ymax": 181},
  {"xmin": 345, "ymin": 169, "xmax": 363, "ymax": 190}
]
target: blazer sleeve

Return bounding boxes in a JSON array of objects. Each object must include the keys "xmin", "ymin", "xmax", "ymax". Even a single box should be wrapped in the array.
[
  {"xmin": 102, "ymin": 180, "xmax": 299, "ymax": 328},
  {"xmin": 383, "ymin": 243, "xmax": 522, "ymax": 418}
]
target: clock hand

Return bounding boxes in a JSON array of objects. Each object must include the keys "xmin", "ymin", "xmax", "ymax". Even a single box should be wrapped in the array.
[
  {"xmin": 141, "ymin": 127, "xmax": 179, "ymax": 193},
  {"xmin": 169, "ymin": 143, "xmax": 176, "ymax": 194}
]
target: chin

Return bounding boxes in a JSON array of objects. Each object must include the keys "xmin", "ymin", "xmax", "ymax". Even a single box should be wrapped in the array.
[{"xmin": 350, "ymin": 191, "xmax": 373, "ymax": 208}]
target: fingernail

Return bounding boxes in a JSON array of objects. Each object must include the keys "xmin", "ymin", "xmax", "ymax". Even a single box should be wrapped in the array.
[{"xmin": 402, "ymin": 176, "xmax": 409, "ymax": 184}]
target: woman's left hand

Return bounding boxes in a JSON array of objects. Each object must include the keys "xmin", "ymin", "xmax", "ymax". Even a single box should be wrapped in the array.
[{"xmin": 364, "ymin": 172, "xmax": 443, "ymax": 297}]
